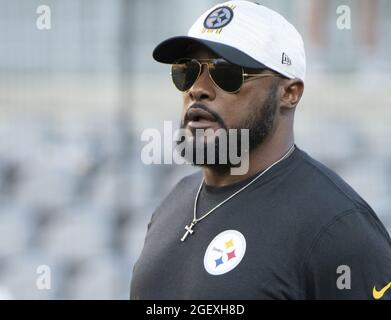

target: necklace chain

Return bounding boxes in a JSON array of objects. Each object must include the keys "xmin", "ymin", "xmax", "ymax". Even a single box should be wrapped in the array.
[{"xmin": 180, "ymin": 144, "xmax": 295, "ymax": 242}]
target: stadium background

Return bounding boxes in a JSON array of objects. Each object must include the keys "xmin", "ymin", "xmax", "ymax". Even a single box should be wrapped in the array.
[{"xmin": 0, "ymin": 0, "xmax": 390, "ymax": 299}]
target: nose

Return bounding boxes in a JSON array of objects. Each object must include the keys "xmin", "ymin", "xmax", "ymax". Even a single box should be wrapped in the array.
[{"xmin": 188, "ymin": 64, "xmax": 216, "ymax": 102}]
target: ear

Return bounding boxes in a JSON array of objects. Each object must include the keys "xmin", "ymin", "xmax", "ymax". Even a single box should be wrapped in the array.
[{"xmin": 279, "ymin": 79, "xmax": 304, "ymax": 110}]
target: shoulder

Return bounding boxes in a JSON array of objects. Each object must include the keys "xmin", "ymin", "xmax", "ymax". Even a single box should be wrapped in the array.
[
  {"xmin": 170, "ymin": 170, "xmax": 203, "ymax": 196},
  {"xmin": 154, "ymin": 170, "xmax": 202, "ymax": 209},
  {"xmin": 280, "ymin": 147, "xmax": 390, "ymax": 258},
  {"xmin": 295, "ymin": 147, "xmax": 370, "ymax": 208},
  {"xmin": 285, "ymin": 146, "xmax": 375, "ymax": 220}
]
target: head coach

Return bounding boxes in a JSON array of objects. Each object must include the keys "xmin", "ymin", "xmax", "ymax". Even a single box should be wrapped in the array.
[{"xmin": 130, "ymin": 0, "xmax": 391, "ymax": 299}]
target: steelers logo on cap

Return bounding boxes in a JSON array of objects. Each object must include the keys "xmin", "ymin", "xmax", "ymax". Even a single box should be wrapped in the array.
[
  {"xmin": 204, "ymin": 230, "xmax": 246, "ymax": 276},
  {"xmin": 204, "ymin": 6, "xmax": 234, "ymax": 29}
]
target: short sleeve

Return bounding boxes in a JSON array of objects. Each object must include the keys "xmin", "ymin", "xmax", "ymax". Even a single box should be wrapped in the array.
[{"xmin": 303, "ymin": 208, "xmax": 391, "ymax": 299}]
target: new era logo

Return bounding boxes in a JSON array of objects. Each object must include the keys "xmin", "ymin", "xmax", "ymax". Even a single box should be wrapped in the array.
[{"xmin": 281, "ymin": 52, "xmax": 291, "ymax": 65}]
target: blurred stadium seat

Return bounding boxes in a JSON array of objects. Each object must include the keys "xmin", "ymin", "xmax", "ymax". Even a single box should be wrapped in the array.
[{"xmin": 0, "ymin": 0, "xmax": 389, "ymax": 299}]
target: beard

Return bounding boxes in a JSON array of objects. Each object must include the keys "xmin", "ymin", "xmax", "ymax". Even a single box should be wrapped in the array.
[{"xmin": 175, "ymin": 81, "xmax": 279, "ymax": 171}]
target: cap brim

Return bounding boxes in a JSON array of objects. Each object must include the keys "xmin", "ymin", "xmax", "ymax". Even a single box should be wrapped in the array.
[{"xmin": 152, "ymin": 36, "xmax": 267, "ymax": 69}]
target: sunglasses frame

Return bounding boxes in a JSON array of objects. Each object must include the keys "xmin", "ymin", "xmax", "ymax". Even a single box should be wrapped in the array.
[{"xmin": 171, "ymin": 58, "xmax": 281, "ymax": 93}]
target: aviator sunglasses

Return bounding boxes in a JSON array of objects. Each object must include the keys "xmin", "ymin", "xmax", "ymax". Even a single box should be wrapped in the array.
[{"xmin": 171, "ymin": 58, "xmax": 282, "ymax": 93}]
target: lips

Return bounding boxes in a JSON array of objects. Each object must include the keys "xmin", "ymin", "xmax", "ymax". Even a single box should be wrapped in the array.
[{"xmin": 185, "ymin": 107, "xmax": 218, "ymax": 130}]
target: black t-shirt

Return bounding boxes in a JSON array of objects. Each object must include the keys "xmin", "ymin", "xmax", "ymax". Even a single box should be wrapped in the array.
[{"xmin": 130, "ymin": 146, "xmax": 391, "ymax": 299}]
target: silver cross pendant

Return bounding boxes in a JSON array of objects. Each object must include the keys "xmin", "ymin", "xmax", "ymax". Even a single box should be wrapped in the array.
[{"xmin": 181, "ymin": 221, "xmax": 196, "ymax": 242}]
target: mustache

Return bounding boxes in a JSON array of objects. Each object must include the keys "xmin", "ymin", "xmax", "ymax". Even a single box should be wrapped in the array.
[{"xmin": 182, "ymin": 103, "xmax": 227, "ymax": 129}]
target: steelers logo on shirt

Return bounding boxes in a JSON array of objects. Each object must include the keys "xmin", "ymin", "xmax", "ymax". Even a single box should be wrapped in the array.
[
  {"xmin": 203, "ymin": 6, "xmax": 234, "ymax": 29},
  {"xmin": 204, "ymin": 230, "xmax": 246, "ymax": 276}
]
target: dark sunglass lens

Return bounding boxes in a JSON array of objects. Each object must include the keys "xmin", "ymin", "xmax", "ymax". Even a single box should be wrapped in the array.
[
  {"xmin": 171, "ymin": 59, "xmax": 200, "ymax": 91},
  {"xmin": 209, "ymin": 59, "xmax": 243, "ymax": 92}
]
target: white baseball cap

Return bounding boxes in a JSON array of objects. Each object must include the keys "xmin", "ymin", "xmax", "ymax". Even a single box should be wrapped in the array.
[{"xmin": 153, "ymin": 0, "xmax": 306, "ymax": 81}]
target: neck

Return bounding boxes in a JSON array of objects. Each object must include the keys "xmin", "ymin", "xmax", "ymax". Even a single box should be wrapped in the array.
[{"xmin": 202, "ymin": 132, "xmax": 294, "ymax": 187}]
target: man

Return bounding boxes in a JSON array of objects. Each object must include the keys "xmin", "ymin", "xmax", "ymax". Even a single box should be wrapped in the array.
[{"xmin": 130, "ymin": 1, "xmax": 391, "ymax": 299}]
